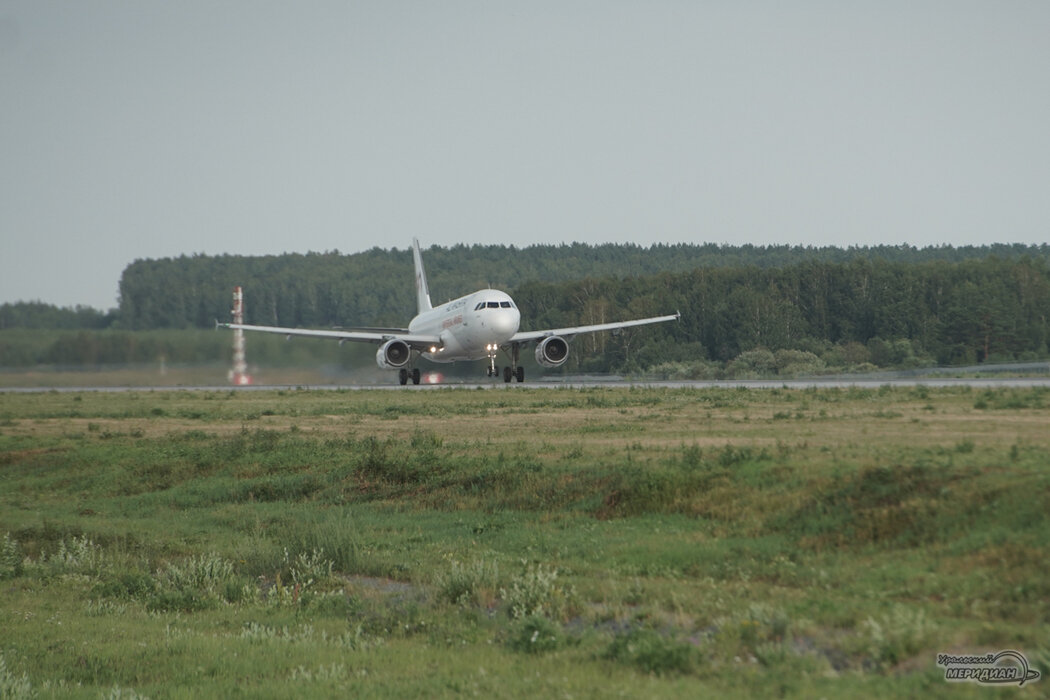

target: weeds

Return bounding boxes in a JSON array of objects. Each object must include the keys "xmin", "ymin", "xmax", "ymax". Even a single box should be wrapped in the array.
[
  {"xmin": 0, "ymin": 653, "xmax": 34, "ymax": 700},
  {"xmin": 604, "ymin": 627, "xmax": 700, "ymax": 675},
  {"xmin": 240, "ymin": 622, "xmax": 318, "ymax": 644},
  {"xmin": 161, "ymin": 552, "xmax": 234, "ymax": 594},
  {"xmin": 289, "ymin": 663, "xmax": 348, "ymax": 683},
  {"xmin": 503, "ymin": 562, "xmax": 575, "ymax": 621},
  {"xmin": 710, "ymin": 603, "xmax": 792, "ymax": 662},
  {"xmin": 506, "ymin": 616, "xmax": 565, "ymax": 654},
  {"xmin": 288, "ymin": 513, "xmax": 365, "ymax": 575},
  {"xmin": 1, "ymin": 532, "xmax": 22, "ymax": 579},
  {"xmin": 43, "ymin": 534, "xmax": 104, "ymax": 576},
  {"xmin": 435, "ymin": 556, "xmax": 501, "ymax": 607},
  {"xmin": 103, "ymin": 687, "xmax": 150, "ymax": 700},
  {"xmin": 776, "ymin": 463, "xmax": 956, "ymax": 548},
  {"xmin": 859, "ymin": 605, "xmax": 935, "ymax": 669},
  {"xmin": 287, "ymin": 547, "xmax": 334, "ymax": 588}
]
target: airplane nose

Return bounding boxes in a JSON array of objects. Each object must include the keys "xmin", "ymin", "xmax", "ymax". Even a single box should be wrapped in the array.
[{"xmin": 493, "ymin": 309, "xmax": 519, "ymax": 336}]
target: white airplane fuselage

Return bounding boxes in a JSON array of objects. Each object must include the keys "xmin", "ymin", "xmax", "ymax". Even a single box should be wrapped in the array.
[{"xmin": 409, "ymin": 289, "xmax": 521, "ymax": 362}]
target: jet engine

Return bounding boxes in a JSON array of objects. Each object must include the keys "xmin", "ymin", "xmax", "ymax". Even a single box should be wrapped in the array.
[
  {"xmin": 535, "ymin": 336, "xmax": 569, "ymax": 368},
  {"xmin": 376, "ymin": 339, "xmax": 411, "ymax": 370}
]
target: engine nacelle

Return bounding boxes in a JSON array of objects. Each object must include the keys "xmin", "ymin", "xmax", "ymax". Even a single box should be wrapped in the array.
[
  {"xmin": 376, "ymin": 339, "xmax": 411, "ymax": 370},
  {"xmin": 535, "ymin": 336, "xmax": 569, "ymax": 368}
]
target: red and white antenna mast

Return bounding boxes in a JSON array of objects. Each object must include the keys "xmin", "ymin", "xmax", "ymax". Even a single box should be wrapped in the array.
[{"xmin": 229, "ymin": 286, "xmax": 253, "ymax": 385}]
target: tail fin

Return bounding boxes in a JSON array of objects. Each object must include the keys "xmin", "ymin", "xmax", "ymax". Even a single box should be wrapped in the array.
[{"xmin": 412, "ymin": 238, "xmax": 433, "ymax": 314}]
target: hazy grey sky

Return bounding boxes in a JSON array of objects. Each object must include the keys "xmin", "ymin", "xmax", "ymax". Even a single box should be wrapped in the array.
[{"xmin": 2, "ymin": 2, "xmax": 1048, "ymax": 310}]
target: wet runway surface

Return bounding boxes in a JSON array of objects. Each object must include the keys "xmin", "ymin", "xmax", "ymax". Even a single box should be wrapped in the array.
[{"xmin": 5, "ymin": 377, "xmax": 1050, "ymax": 393}]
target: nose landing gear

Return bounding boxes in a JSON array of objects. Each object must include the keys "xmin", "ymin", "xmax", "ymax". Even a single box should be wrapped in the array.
[
  {"xmin": 489, "ymin": 343, "xmax": 525, "ymax": 383},
  {"xmin": 485, "ymin": 343, "xmax": 502, "ymax": 378}
]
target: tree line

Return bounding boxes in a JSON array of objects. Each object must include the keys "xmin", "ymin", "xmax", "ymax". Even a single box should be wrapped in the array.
[
  {"xmin": 111, "ymin": 243, "xmax": 1050, "ymax": 331},
  {"xmin": 2, "ymin": 243, "xmax": 1049, "ymax": 373},
  {"xmin": 0, "ymin": 302, "xmax": 117, "ymax": 330},
  {"xmin": 514, "ymin": 256, "xmax": 1050, "ymax": 372}
]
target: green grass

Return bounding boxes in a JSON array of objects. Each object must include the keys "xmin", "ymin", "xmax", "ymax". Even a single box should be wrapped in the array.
[{"xmin": 1, "ymin": 386, "xmax": 1047, "ymax": 697}]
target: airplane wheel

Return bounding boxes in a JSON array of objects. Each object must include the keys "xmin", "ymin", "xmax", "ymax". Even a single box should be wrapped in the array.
[
  {"xmin": 398, "ymin": 369, "xmax": 408, "ymax": 385},
  {"xmin": 411, "ymin": 368, "xmax": 421, "ymax": 385},
  {"xmin": 503, "ymin": 366, "xmax": 512, "ymax": 383},
  {"xmin": 516, "ymin": 366, "xmax": 525, "ymax": 383}
]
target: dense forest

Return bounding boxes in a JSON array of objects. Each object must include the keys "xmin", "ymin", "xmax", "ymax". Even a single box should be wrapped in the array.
[
  {"xmin": 0, "ymin": 302, "xmax": 117, "ymax": 330},
  {"xmin": 516, "ymin": 256, "xmax": 1050, "ymax": 373},
  {"xmin": 113, "ymin": 242, "xmax": 1050, "ymax": 330},
  {"xmin": 2, "ymin": 243, "xmax": 1049, "ymax": 374}
]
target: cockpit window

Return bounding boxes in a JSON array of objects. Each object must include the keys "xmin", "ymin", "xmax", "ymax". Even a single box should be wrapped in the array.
[{"xmin": 477, "ymin": 300, "xmax": 515, "ymax": 310}]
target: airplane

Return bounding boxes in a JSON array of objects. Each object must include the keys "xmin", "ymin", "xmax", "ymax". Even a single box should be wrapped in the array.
[{"xmin": 219, "ymin": 239, "xmax": 679, "ymax": 385}]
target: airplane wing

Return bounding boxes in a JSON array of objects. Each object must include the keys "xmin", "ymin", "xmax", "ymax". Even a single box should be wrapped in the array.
[
  {"xmin": 508, "ymin": 312, "xmax": 680, "ymax": 344},
  {"xmin": 330, "ymin": 326, "xmax": 411, "ymax": 334},
  {"xmin": 218, "ymin": 322, "xmax": 442, "ymax": 351}
]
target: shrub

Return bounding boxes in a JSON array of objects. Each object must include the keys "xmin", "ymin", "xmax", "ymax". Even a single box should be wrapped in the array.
[
  {"xmin": 506, "ymin": 616, "xmax": 564, "ymax": 654},
  {"xmin": 711, "ymin": 603, "xmax": 792, "ymax": 660},
  {"xmin": 435, "ymin": 557, "xmax": 501, "ymax": 607},
  {"xmin": 92, "ymin": 570, "xmax": 156, "ymax": 600},
  {"xmin": 161, "ymin": 553, "xmax": 234, "ymax": 595},
  {"xmin": 147, "ymin": 589, "xmax": 214, "ymax": 613},
  {"xmin": 860, "ymin": 605, "xmax": 935, "ymax": 668},
  {"xmin": 45, "ymin": 535, "xmax": 104, "ymax": 576},
  {"xmin": 0, "ymin": 533, "xmax": 22, "ymax": 580},
  {"xmin": 502, "ymin": 562, "xmax": 575, "ymax": 620},
  {"xmin": 148, "ymin": 552, "xmax": 251, "ymax": 611},
  {"xmin": 774, "ymin": 349, "xmax": 826, "ymax": 377},
  {"xmin": 288, "ymin": 548, "xmax": 334, "ymax": 588},
  {"xmin": 605, "ymin": 628, "xmax": 700, "ymax": 675},
  {"xmin": 726, "ymin": 348, "xmax": 776, "ymax": 378}
]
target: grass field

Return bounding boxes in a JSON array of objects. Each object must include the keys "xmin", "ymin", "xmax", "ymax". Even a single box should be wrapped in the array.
[{"xmin": 1, "ymin": 386, "xmax": 1047, "ymax": 697}]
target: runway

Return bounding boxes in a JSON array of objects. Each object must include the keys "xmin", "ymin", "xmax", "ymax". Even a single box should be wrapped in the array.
[{"xmin": 4, "ymin": 376, "xmax": 1050, "ymax": 393}]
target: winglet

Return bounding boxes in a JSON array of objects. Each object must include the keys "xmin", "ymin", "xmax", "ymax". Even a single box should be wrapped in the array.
[{"xmin": 412, "ymin": 238, "xmax": 433, "ymax": 315}]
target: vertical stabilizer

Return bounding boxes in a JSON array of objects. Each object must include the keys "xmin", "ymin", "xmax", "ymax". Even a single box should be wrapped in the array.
[{"xmin": 412, "ymin": 238, "xmax": 433, "ymax": 314}]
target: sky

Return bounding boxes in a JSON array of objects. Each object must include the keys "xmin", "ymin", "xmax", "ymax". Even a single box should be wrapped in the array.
[{"xmin": 1, "ymin": 2, "xmax": 1048, "ymax": 311}]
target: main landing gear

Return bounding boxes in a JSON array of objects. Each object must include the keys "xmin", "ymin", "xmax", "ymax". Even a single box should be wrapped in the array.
[
  {"xmin": 502, "ymin": 365, "xmax": 525, "ymax": 383},
  {"xmin": 485, "ymin": 365, "xmax": 524, "ymax": 382},
  {"xmin": 486, "ymin": 343, "xmax": 525, "ymax": 383},
  {"xmin": 398, "ymin": 368, "xmax": 421, "ymax": 385}
]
